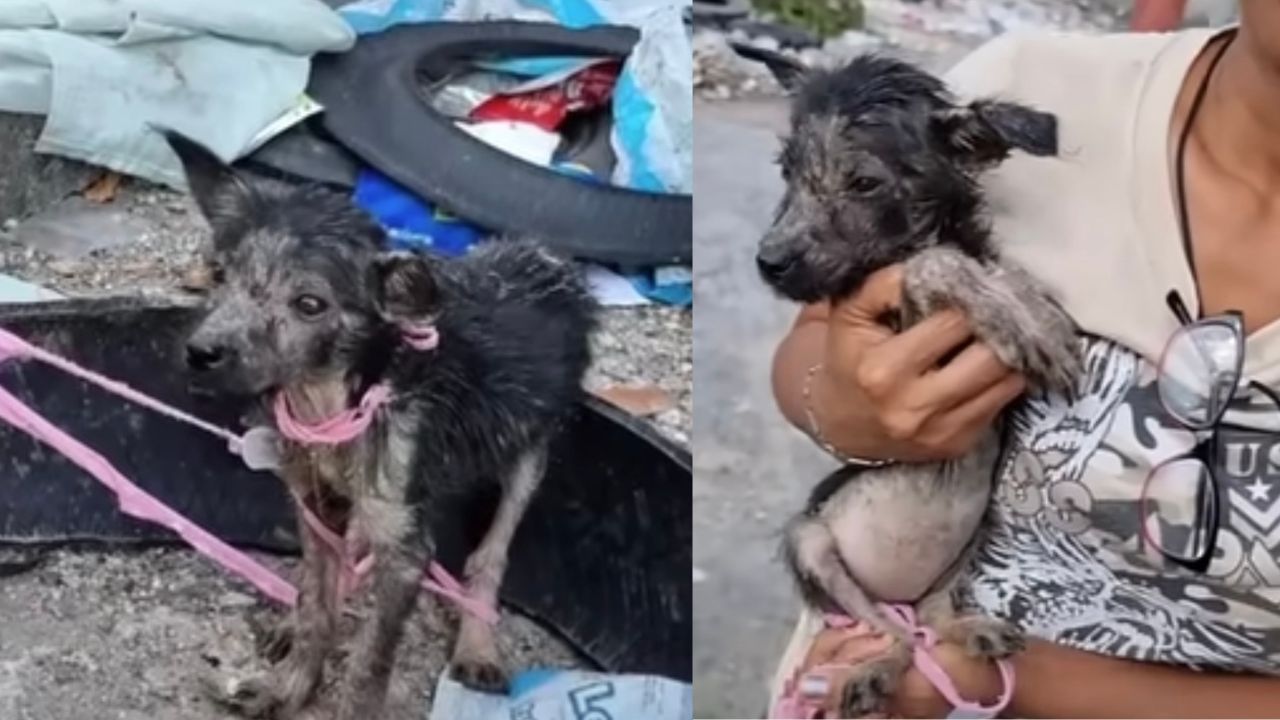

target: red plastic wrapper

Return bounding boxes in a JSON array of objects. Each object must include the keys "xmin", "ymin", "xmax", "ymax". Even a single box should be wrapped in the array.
[{"xmin": 470, "ymin": 60, "xmax": 621, "ymax": 131}]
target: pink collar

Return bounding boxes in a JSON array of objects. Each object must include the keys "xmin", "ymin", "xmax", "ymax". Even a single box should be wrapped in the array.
[
  {"xmin": 274, "ymin": 383, "xmax": 392, "ymax": 445},
  {"xmin": 272, "ymin": 321, "xmax": 438, "ymax": 446}
]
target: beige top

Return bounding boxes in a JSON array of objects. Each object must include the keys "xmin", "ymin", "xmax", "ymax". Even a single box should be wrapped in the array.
[
  {"xmin": 952, "ymin": 27, "xmax": 1280, "ymax": 381},
  {"xmin": 770, "ymin": 28, "xmax": 1280, "ymax": 713}
]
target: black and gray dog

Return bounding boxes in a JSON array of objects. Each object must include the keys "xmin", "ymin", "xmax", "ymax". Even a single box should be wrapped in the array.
[
  {"xmin": 757, "ymin": 56, "xmax": 1080, "ymax": 715},
  {"xmin": 165, "ymin": 132, "xmax": 595, "ymax": 719}
]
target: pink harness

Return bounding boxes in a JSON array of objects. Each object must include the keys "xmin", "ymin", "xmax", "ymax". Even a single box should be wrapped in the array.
[
  {"xmin": 0, "ymin": 323, "xmax": 497, "ymax": 626},
  {"xmin": 770, "ymin": 605, "xmax": 1014, "ymax": 719}
]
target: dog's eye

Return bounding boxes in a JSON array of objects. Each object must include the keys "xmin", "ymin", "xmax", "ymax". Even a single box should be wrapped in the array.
[
  {"xmin": 292, "ymin": 295, "xmax": 329, "ymax": 318},
  {"xmin": 209, "ymin": 263, "xmax": 226, "ymax": 285},
  {"xmin": 849, "ymin": 176, "xmax": 883, "ymax": 194}
]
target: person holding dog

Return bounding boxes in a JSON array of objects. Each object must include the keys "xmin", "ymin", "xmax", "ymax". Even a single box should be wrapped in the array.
[{"xmin": 769, "ymin": 1, "xmax": 1280, "ymax": 716}]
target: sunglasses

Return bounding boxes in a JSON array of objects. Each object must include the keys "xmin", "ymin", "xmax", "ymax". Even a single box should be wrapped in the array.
[{"xmin": 1139, "ymin": 292, "xmax": 1280, "ymax": 573}]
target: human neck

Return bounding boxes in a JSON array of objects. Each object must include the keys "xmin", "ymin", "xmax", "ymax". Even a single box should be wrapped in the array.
[{"xmin": 1193, "ymin": 33, "xmax": 1280, "ymax": 191}]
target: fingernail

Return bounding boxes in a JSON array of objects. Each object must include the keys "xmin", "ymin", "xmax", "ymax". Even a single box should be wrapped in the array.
[{"xmin": 799, "ymin": 674, "xmax": 830, "ymax": 699}]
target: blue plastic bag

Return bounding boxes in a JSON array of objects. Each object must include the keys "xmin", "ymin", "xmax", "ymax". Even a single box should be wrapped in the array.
[{"xmin": 352, "ymin": 168, "xmax": 487, "ymax": 256}]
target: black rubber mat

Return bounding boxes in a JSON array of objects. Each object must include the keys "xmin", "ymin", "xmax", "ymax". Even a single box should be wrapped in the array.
[{"xmin": 0, "ymin": 298, "xmax": 690, "ymax": 682}]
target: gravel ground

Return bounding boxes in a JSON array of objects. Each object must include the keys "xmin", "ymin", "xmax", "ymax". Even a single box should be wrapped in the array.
[
  {"xmin": 0, "ymin": 547, "xmax": 585, "ymax": 720},
  {"xmin": 0, "ymin": 178, "xmax": 691, "ymax": 717}
]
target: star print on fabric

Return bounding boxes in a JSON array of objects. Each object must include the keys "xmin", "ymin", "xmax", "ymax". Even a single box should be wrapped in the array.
[{"xmin": 1245, "ymin": 478, "xmax": 1273, "ymax": 503}]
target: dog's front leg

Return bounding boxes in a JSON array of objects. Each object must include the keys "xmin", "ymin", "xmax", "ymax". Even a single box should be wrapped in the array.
[
  {"xmin": 213, "ymin": 492, "xmax": 341, "ymax": 719},
  {"xmin": 902, "ymin": 246, "xmax": 1081, "ymax": 396},
  {"xmin": 335, "ymin": 493, "xmax": 430, "ymax": 720},
  {"xmin": 273, "ymin": 497, "xmax": 342, "ymax": 710}
]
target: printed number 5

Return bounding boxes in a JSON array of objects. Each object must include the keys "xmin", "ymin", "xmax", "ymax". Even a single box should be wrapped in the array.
[{"xmin": 569, "ymin": 681, "xmax": 616, "ymax": 720}]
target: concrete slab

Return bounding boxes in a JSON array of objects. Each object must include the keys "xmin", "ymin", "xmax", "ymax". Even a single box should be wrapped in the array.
[{"xmin": 693, "ymin": 98, "xmax": 838, "ymax": 718}]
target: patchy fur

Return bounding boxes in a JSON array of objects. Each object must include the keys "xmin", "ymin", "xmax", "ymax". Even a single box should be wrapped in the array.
[
  {"xmin": 164, "ymin": 131, "xmax": 596, "ymax": 719},
  {"xmin": 757, "ymin": 55, "xmax": 1079, "ymax": 716},
  {"xmin": 758, "ymin": 54, "xmax": 1057, "ymax": 303}
]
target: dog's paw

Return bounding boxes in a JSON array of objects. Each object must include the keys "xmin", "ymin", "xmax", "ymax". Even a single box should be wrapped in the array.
[
  {"xmin": 450, "ymin": 657, "xmax": 511, "ymax": 694},
  {"xmin": 246, "ymin": 610, "xmax": 295, "ymax": 665},
  {"xmin": 946, "ymin": 615, "xmax": 1026, "ymax": 660},
  {"xmin": 837, "ymin": 658, "xmax": 902, "ymax": 718},
  {"xmin": 258, "ymin": 620, "xmax": 295, "ymax": 665},
  {"xmin": 1021, "ymin": 325, "xmax": 1082, "ymax": 399},
  {"xmin": 201, "ymin": 672, "xmax": 281, "ymax": 719}
]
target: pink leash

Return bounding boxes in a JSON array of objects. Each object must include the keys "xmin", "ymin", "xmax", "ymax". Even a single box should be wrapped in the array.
[
  {"xmin": 0, "ymin": 324, "xmax": 496, "ymax": 625},
  {"xmin": 770, "ymin": 604, "xmax": 1014, "ymax": 719},
  {"xmin": 296, "ymin": 500, "xmax": 499, "ymax": 625}
]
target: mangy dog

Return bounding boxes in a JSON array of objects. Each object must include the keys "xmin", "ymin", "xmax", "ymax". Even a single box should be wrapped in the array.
[
  {"xmin": 166, "ymin": 132, "xmax": 595, "ymax": 719},
  {"xmin": 756, "ymin": 55, "xmax": 1080, "ymax": 715}
]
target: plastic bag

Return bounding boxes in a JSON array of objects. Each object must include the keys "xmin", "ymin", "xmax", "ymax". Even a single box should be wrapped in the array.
[{"xmin": 428, "ymin": 668, "xmax": 693, "ymax": 720}]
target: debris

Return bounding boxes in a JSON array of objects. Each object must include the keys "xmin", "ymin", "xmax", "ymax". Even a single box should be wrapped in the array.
[
  {"xmin": 593, "ymin": 383, "xmax": 676, "ymax": 418},
  {"xmin": 181, "ymin": 265, "xmax": 215, "ymax": 293},
  {"xmin": 429, "ymin": 669, "xmax": 691, "ymax": 720},
  {"xmin": 12, "ymin": 196, "xmax": 146, "ymax": 259},
  {"xmin": 82, "ymin": 171, "xmax": 122, "ymax": 204},
  {"xmin": 0, "ymin": 546, "xmax": 44, "ymax": 577},
  {"xmin": 694, "ymin": 31, "xmax": 784, "ymax": 98}
]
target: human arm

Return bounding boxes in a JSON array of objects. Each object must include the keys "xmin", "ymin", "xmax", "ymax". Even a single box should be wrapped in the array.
[
  {"xmin": 770, "ymin": 265, "xmax": 1027, "ymax": 462},
  {"xmin": 800, "ymin": 628, "xmax": 1280, "ymax": 719}
]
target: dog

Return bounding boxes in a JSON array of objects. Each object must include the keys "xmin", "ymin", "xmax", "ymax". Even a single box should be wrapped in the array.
[
  {"xmin": 164, "ymin": 131, "xmax": 596, "ymax": 719},
  {"xmin": 756, "ymin": 55, "xmax": 1081, "ymax": 716}
]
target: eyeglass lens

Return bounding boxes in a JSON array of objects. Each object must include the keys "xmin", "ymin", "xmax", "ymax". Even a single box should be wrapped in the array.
[
  {"xmin": 1142, "ymin": 457, "xmax": 1216, "ymax": 562},
  {"xmin": 1158, "ymin": 321, "xmax": 1242, "ymax": 429}
]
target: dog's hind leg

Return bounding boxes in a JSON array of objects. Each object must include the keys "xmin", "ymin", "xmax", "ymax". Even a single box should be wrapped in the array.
[
  {"xmin": 449, "ymin": 442, "xmax": 548, "ymax": 693},
  {"xmin": 915, "ymin": 526, "xmax": 1023, "ymax": 661},
  {"xmin": 783, "ymin": 515, "xmax": 912, "ymax": 717}
]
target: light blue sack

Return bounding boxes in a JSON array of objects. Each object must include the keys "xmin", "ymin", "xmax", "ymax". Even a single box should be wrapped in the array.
[{"xmin": 428, "ymin": 668, "xmax": 693, "ymax": 720}]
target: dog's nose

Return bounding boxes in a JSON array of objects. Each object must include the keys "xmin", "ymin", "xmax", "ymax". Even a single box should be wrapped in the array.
[
  {"xmin": 185, "ymin": 342, "xmax": 227, "ymax": 372},
  {"xmin": 756, "ymin": 251, "xmax": 793, "ymax": 281}
]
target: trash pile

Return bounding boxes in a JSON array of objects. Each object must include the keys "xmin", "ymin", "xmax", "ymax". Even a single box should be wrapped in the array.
[
  {"xmin": 693, "ymin": 0, "xmax": 1126, "ymax": 98},
  {"xmin": 0, "ymin": 0, "xmax": 693, "ymax": 309}
]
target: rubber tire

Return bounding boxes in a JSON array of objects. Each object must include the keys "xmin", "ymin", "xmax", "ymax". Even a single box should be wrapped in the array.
[
  {"xmin": 692, "ymin": 0, "xmax": 752, "ymax": 23},
  {"xmin": 309, "ymin": 21, "xmax": 692, "ymax": 266}
]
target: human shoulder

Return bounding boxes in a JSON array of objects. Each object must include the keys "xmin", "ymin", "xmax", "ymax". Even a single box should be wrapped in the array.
[{"xmin": 944, "ymin": 30, "xmax": 1200, "ymax": 110}]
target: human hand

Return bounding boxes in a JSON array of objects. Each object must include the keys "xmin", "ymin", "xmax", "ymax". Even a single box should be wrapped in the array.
[
  {"xmin": 811, "ymin": 265, "xmax": 1027, "ymax": 462},
  {"xmin": 796, "ymin": 623, "xmax": 1003, "ymax": 719}
]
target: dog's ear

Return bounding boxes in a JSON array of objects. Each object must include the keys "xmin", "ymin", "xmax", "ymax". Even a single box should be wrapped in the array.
[
  {"xmin": 371, "ymin": 252, "xmax": 440, "ymax": 320},
  {"xmin": 930, "ymin": 100, "xmax": 1057, "ymax": 166},
  {"xmin": 159, "ymin": 128, "xmax": 258, "ymax": 245}
]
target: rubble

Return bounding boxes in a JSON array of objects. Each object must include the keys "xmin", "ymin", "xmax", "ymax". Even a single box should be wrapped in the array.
[{"xmin": 694, "ymin": 0, "xmax": 1127, "ymax": 98}]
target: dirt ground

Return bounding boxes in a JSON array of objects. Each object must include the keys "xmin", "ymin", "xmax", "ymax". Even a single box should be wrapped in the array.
[{"xmin": 0, "ymin": 547, "xmax": 586, "ymax": 720}]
